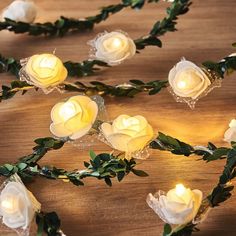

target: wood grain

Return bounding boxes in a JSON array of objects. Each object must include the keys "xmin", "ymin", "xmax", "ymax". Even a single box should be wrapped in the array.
[{"xmin": 0, "ymin": 0, "xmax": 236, "ymax": 235}]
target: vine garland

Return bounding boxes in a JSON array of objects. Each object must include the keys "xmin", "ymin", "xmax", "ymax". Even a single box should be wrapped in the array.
[
  {"xmin": 0, "ymin": 132, "xmax": 234, "ymax": 235},
  {"xmin": 0, "ymin": 1, "xmax": 234, "ymax": 236},
  {"xmin": 0, "ymin": 0, "xmax": 159, "ymax": 37},
  {"xmin": 0, "ymin": 51, "xmax": 235, "ymax": 103}
]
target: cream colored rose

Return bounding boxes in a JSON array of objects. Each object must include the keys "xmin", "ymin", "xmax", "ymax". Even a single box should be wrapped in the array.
[
  {"xmin": 24, "ymin": 53, "xmax": 68, "ymax": 89},
  {"xmin": 147, "ymin": 184, "xmax": 202, "ymax": 225},
  {"xmin": 224, "ymin": 119, "xmax": 236, "ymax": 143},
  {"xmin": 168, "ymin": 59, "xmax": 211, "ymax": 99},
  {"xmin": 228, "ymin": 53, "xmax": 236, "ymax": 57},
  {"xmin": 2, "ymin": 0, "xmax": 37, "ymax": 23},
  {"xmin": 50, "ymin": 95, "xmax": 98, "ymax": 140},
  {"xmin": 92, "ymin": 31, "xmax": 136, "ymax": 65},
  {"xmin": 0, "ymin": 182, "xmax": 40, "ymax": 229},
  {"xmin": 100, "ymin": 115, "xmax": 154, "ymax": 154}
]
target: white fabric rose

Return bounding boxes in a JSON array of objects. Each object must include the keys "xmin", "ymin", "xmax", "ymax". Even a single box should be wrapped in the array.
[
  {"xmin": 50, "ymin": 95, "xmax": 98, "ymax": 140},
  {"xmin": 2, "ymin": 0, "xmax": 37, "ymax": 23},
  {"xmin": 228, "ymin": 53, "xmax": 236, "ymax": 57},
  {"xmin": 0, "ymin": 182, "xmax": 40, "ymax": 229},
  {"xmin": 22, "ymin": 53, "xmax": 68, "ymax": 90},
  {"xmin": 224, "ymin": 119, "xmax": 236, "ymax": 143},
  {"xmin": 168, "ymin": 59, "xmax": 211, "ymax": 99},
  {"xmin": 147, "ymin": 184, "xmax": 202, "ymax": 225},
  {"xmin": 100, "ymin": 115, "xmax": 154, "ymax": 155},
  {"xmin": 91, "ymin": 31, "xmax": 136, "ymax": 65}
]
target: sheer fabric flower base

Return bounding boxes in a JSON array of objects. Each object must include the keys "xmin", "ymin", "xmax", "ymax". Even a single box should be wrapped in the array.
[
  {"xmin": 0, "ymin": 174, "xmax": 40, "ymax": 236},
  {"xmin": 168, "ymin": 68, "xmax": 222, "ymax": 109},
  {"xmin": 19, "ymin": 58, "xmax": 65, "ymax": 94},
  {"xmin": 68, "ymin": 95, "xmax": 109, "ymax": 149}
]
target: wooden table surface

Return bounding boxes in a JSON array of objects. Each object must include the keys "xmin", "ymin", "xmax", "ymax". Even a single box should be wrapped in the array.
[{"xmin": 0, "ymin": 0, "xmax": 236, "ymax": 235}]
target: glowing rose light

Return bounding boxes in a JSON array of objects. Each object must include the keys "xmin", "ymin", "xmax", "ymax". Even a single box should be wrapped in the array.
[
  {"xmin": 50, "ymin": 95, "xmax": 98, "ymax": 140},
  {"xmin": 19, "ymin": 53, "xmax": 68, "ymax": 93},
  {"xmin": 89, "ymin": 31, "xmax": 136, "ymax": 65},
  {"xmin": 168, "ymin": 59, "xmax": 222, "ymax": 109},
  {"xmin": 0, "ymin": 180, "xmax": 40, "ymax": 229},
  {"xmin": 100, "ymin": 114, "xmax": 154, "ymax": 158},
  {"xmin": 147, "ymin": 184, "xmax": 202, "ymax": 225},
  {"xmin": 2, "ymin": 0, "xmax": 37, "ymax": 23},
  {"xmin": 168, "ymin": 59, "xmax": 211, "ymax": 99}
]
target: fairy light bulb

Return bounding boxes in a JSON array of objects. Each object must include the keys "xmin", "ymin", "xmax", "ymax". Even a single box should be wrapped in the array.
[
  {"xmin": 123, "ymin": 118, "xmax": 139, "ymax": 126},
  {"xmin": 39, "ymin": 57, "xmax": 57, "ymax": 69},
  {"xmin": 111, "ymin": 37, "xmax": 122, "ymax": 49},
  {"xmin": 177, "ymin": 80, "xmax": 187, "ymax": 89},
  {"xmin": 122, "ymin": 117, "xmax": 140, "ymax": 132},
  {"xmin": 59, "ymin": 101, "xmax": 78, "ymax": 121},
  {"xmin": 1, "ymin": 197, "xmax": 18, "ymax": 214},
  {"xmin": 175, "ymin": 184, "xmax": 186, "ymax": 197}
]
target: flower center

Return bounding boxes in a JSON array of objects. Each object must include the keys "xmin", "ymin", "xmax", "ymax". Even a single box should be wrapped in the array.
[
  {"xmin": 177, "ymin": 69, "xmax": 202, "ymax": 90},
  {"xmin": 177, "ymin": 80, "xmax": 187, "ymax": 89},
  {"xmin": 39, "ymin": 57, "xmax": 57, "ymax": 69},
  {"xmin": 59, "ymin": 101, "xmax": 79, "ymax": 121},
  {"xmin": 122, "ymin": 117, "xmax": 140, "ymax": 132},
  {"xmin": 111, "ymin": 37, "xmax": 122, "ymax": 49},
  {"xmin": 1, "ymin": 196, "xmax": 18, "ymax": 214},
  {"xmin": 175, "ymin": 184, "xmax": 186, "ymax": 197}
]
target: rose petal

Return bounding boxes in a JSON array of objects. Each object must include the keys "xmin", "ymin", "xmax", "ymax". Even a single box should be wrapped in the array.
[
  {"xmin": 64, "ymin": 114, "xmax": 93, "ymax": 140},
  {"xmin": 83, "ymin": 100, "xmax": 98, "ymax": 124},
  {"xmin": 192, "ymin": 189, "xmax": 203, "ymax": 217},
  {"xmin": 69, "ymin": 124, "xmax": 91, "ymax": 140},
  {"xmin": 68, "ymin": 95, "xmax": 92, "ymax": 107},
  {"xmin": 229, "ymin": 119, "xmax": 236, "ymax": 128},
  {"xmin": 100, "ymin": 123, "xmax": 113, "ymax": 138},
  {"xmin": 2, "ymin": 0, "xmax": 37, "ymax": 23},
  {"xmin": 50, "ymin": 123, "xmax": 72, "ymax": 138},
  {"xmin": 224, "ymin": 127, "xmax": 236, "ymax": 143},
  {"xmin": 127, "ymin": 135, "xmax": 151, "ymax": 153},
  {"xmin": 127, "ymin": 125, "xmax": 153, "ymax": 152},
  {"xmin": 50, "ymin": 102, "xmax": 66, "ymax": 124},
  {"xmin": 105, "ymin": 133, "xmax": 131, "ymax": 151}
]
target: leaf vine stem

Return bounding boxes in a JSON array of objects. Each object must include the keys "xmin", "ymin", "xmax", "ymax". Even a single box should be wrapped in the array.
[
  {"xmin": 0, "ymin": 132, "xmax": 235, "ymax": 235},
  {"xmin": 0, "ymin": 137, "xmax": 148, "ymax": 187},
  {"xmin": 0, "ymin": 0, "xmax": 192, "ymax": 80},
  {"xmin": 0, "ymin": 79, "xmax": 168, "ymax": 102},
  {"xmin": 0, "ymin": 0, "xmax": 159, "ymax": 37},
  {"xmin": 36, "ymin": 211, "xmax": 65, "ymax": 236},
  {"xmin": 1, "ymin": 55, "xmax": 236, "ymax": 103},
  {"xmin": 134, "ymin": 0, "xmax": 192, "ymax": 50}
]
